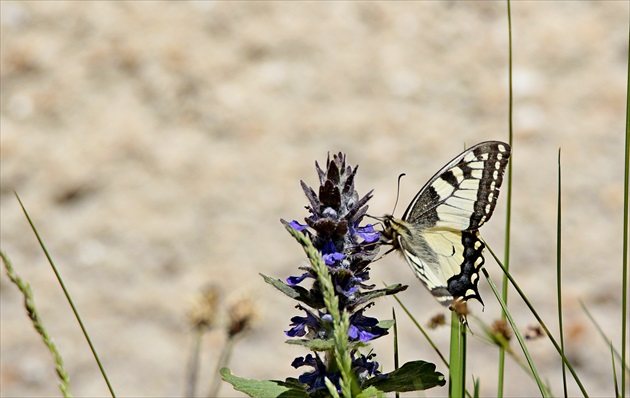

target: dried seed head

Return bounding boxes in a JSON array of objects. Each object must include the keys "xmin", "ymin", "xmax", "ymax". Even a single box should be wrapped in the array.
[
  {"xmin": 524, "ymin": 324, "xmax": 545, "ymax": 340},
  {"xmin": 490, "ymin": 318, "xmax": 512, "ymax": 344},
  {"xmin": 188, "ymin": 285, "xmax": 220, "ymax": 330},
  {"xmin": 228, "ymin": 296, "xmax": 258, "ymax": 338},
  {"xmin": 427, "ymin": 313, "xmax": 446, "ymax": 329}
]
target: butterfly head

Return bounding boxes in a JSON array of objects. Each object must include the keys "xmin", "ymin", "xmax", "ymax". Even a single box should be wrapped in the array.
[{"xmin": 377, "ymin": 214, "xmax": 410, "ymax": 249}]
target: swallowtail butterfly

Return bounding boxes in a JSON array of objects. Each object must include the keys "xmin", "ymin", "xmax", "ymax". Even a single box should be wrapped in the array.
[{"xmin": 382, "ymin": 141, "xmax": 511, "ymax": 312}]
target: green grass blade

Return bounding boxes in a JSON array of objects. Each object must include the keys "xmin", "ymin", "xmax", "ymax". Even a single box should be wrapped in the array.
[
  {"xmin": 460, "ymin": 318, "xmax": 467, "ymax": 397},
  {"xmin": 392, "ymin": 293, "xmax": 474, "ymax": 398},
  {"xmin": 499, "ymin": 1, "xmax": 514, "ymax": 395},
  {"xmin": 556, "ymin": 149, "xmax": 568, "ymax": 397},
  {"xmin": 15, "ymin": 193, "xmax": 116, "ymax": 398},
  {"xmin": 621, "ymin": 19, "xmax": 629, "ymax": 396},
  {"xmin": 1, "ymin": 252, "xmax": 73, "ymax": 397},
  {"xmin": 484, "ymin": 242, "xmax": 589, "ymax": 397},
  {"xmin": 390, "ymin": 293, "xmax": 448, "ymax": 368},
  {"xmin": 471, "ymin": 315, "xmax": 553, "ymax": 394},
  {"xmin": 186, "ymin": 327, "xmax": 203, "ymax": 397},
  {"xmin": 612, "ymin": 343, "xmax": 621, "ymax": 398},
  {"xmin": 580, "ymin": 301, "xmax": 630, "ymax": 375},
  {"xmin": 483, "ymin": 271, "xmax": 548, "ymax": 397},
  {"xmin": 473, "ymin": 376, "xmax": 480, "ymax": 398},
  {"xmin": 449, "ymin": 313, "xmax": 464, "ymax": 398},
  {"xmin": 392, "ymin": 308, "xmax": 400, "ymax": 398},
  {"xmin": 208, "ymin": 336, "xmax": 235, "ymax": 397}
]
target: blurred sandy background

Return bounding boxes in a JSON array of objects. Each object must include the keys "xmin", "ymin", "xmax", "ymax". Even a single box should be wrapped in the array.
[{"xmin": 1, "ymin": 1, "xmax": 628, "ymax": 397}]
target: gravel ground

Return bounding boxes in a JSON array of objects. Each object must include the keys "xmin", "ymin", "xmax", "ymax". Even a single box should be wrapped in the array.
[{"xmin": 1, "ymin": 2, "xmax": 628, "ymax": 397}]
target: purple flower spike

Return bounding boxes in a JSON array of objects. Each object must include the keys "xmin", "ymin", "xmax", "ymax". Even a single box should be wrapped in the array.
[
  {"xmin": 322, "ymin": 240, "xmax": 345, "ymax": 265},
  {"xmin": 356, "ymin": 224, "xmax": 380, "ymax": 243},
  {"xmin": 285, "ymin": 307, "xmax": 320, "ymax": 337},
  {"xmin": 279, "ymin": 153, "xmax": 407, "ymax": 393},
  {"xmin": 286, "ymin": 273, "xmax": 310, "ymax": 286},
  {"xmin": 323, "ymin": 252, "xmax": 345, "ymax": 265},
  {"xmin": 288, "ymin": 220, "xmax": 309, "ymax": 232},
  {"xmin": 348, "ymin": 310, "xmax": 388, "ymax": 342}
]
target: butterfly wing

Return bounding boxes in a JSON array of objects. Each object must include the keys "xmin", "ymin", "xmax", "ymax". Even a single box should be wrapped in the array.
[
  {"xmin": 396, "ymin": 227, "xmax": 486, "ymax": 307},
  {"xmin": 393, "ymin": 141, "xmax": 510, "ymax": 308},
  {"xmin": 403, "ymin": 141, "xmax": 511, "ymax": 231}
]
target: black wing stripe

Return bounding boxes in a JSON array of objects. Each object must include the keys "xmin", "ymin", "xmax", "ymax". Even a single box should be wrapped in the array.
[
  {"xmin": 446, "ymin": 231, "xmax": 485, "ymax": 304},
  {"xmin": 468, "ymin": 143, "xmax": 510, "ymax": 229}
]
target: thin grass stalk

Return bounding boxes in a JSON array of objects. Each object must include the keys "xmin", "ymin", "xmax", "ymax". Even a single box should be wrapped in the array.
[
  {"xmin": 483, "ymin": 271, "xmax": 549, "ymax": 397},
  {"xmin": 1, "ymin": 252, "xmax": 73, "ymax": 397},
  {"xmin": 580, "ymin": 301, "xmax": 630, "ymax": 375},
  {"xmin": 473, "ymin": 377, "xmax": 480, "ymax": 398},
  {"xmin": 556, "ymin": 149, "xmax": 568, "ymax": 397},
  {"xmin": 484, "ymin": 242, "xmax": 589, "ymax": 397},
  {"xmin": 392, "ymin": 293, "xmax": 475, "ymax": 398},
  {"xmin": 15, "ymin": 193, "xmax": 116, "ymax": 398},
  {"xmin": 393, "ymin": 308, "xmax": 400, "ymax": 398},
  {"xmin": 470, "ymin": 315, "xmax": 544, "ymax": 387},
  {"xmin": 621, "ymin": 20, "xmax": 630, "ymax": 396},
  {"xmin": 612, "ymin": 343, "xmax": 621, "ymax": 398},
  {"xmin": 499, "ymin": 0, "xmax": 514, "ymax": 396},
  {"xmin": 186, "ymin": 326, "xmax": 204, "ymax": 397},
  {"xmin": 460, "ymin": 321, "xmax": 467, "ymax": 398},
  {"xmin": 208, "ymin": 336, "xmax": 235, "ymax": 397},
  {"xmin": 449, "ymin": 313, "xmax": 464, "ymax": 398},
  {"xmin": 391, "ymin": 293, "xmax": 448, "ymax": 368}
]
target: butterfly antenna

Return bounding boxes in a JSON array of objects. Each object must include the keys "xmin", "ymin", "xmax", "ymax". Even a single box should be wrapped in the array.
[{"xmin": 391, "ymin": 173, "xmax": 406, "ymax": 215}]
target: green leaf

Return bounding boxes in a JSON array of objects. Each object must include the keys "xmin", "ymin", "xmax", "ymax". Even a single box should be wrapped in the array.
[
  {"xmin": 260, "ymin": 273, "xmax": 323, "ymax": 309},
  {"xmin": 362, "ymin": 360, "xmax": 446, "ymax": 392},
  {"xmin": 286, "ymin": 338, "xmax": 369, "ymax": 352},
  {"xmin": 220, "ymin": 368, "xmax": 309, "ymax": 398},
  {"xmin": 376, "ymin": 319, "xmax": 395, "ymax": 330},
  {"xmin": 286, "ymin": 338, "xmax": 335, "ymax": 351},
  {"xmin": 356, "ymin": 386, "xmax": 386, "ymax": 398},
  {"xmin": 352, "ymin": 284, "xmax": 408, "ymax": 308}
]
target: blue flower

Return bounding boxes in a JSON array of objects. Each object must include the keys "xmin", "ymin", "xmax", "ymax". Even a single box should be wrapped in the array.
[
  {"xmin": 291, "ymin": 353, "xmax": 340, "ymax": 392},
  {"xmin": 322, "ymin": 240, "xmax": 345, "ymax": 265},
  {"xmin": 352, "ymin": 351, "xmax": 380, "ymax": 383},
  {"xmin": 285, "ymin": 306, "xmax": 320, "ymax": 338},
  {"xmin": 336, "ymin": 273, "xmax": 368, "ymax": 297},
  {"xmin": 286, "ymin": 272, "xmax": 311, "ymax": 286},
  {"xmin": 348, "ymin": 309, "xmax": 388, "ymax": 342},
  {"xmin": 355, "ymin": 224, "xmax": 380, "ymax": 243},
  {"xmin": 288, "ymin": 220, "xmax": 309, "ymax": 232}
]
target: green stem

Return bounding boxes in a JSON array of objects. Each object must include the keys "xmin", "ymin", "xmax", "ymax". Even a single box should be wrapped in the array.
[
  {"xmin": 449, "ymin": 312, "xmax": 464, "ymax": 398},
  {"xmin": 485, "ymin": 242, "xmax": 589, "ymax": 397},
  {"xmin": 499, "ymin": 0, "xmax": 514, "ymax": 395},
  {"xmin": 621, "ymin": 17, "xmax": 629, "ymax": 396},
  {"xmin": 393, "ymin": 308, "xmax": 400, "ymax": 398},
  {"xmin": 208, "ymin": 336, "xmax": 235, "ymax": 397},
  {"xmin": 484, "ymin": 271, "xmax": 549, "ymax": 397},
  {"xmin": 16, "ymin": 193, "xmax": 116, "ymax": 397},
  {"xmin": 556, "ymin": 149, "xmax": 568, "ymax": 397},
  {"xmin": 186, "ymin": 326, "xmax": 204, "ymax": 397}
]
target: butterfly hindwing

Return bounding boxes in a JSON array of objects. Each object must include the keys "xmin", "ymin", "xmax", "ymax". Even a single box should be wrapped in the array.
[
  {"xmin": 384, "ymin": 141, "xmax": 510, "ymax": 310},
  {"xmin": 394, "ymin": 224, "xmax": 486, "ymax": 307}
]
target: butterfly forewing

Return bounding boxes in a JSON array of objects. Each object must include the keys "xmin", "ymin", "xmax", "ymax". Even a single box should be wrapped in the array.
[
  {"xmin": 386, "ymin": 141, "xmax": 511, "ymax": 310},
  {"xmin": 402, "ymin": 141, "xmax": 511, "ymax": 231}
]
